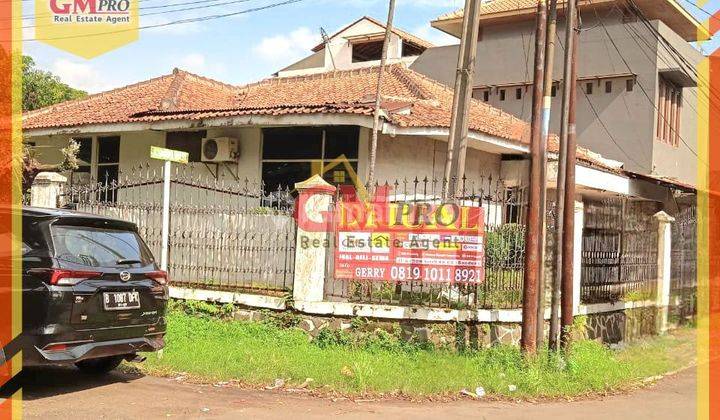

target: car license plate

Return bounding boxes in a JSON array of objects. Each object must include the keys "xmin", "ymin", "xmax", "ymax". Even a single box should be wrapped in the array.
[{"xmin": 103, "ymin": 291, "xmax": 140, "ymax": 311}]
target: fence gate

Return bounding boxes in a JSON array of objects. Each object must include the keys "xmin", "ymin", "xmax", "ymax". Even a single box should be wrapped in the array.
[
  {"xmin": 670, "ymin": 205, "xmax": 697, "ymax": 323},
  {"xmin": 581, "ymin": 198, "xmax": 659, "ymax": 304},
  {"xmin": 60, "ymin": 164, "xmax": 297, "ymax": 296}
]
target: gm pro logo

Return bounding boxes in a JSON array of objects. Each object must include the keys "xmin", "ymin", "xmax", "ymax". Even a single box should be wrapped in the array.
[{"xmin": 35, "ymin": 0, "xmax": 139, "ymax": 58}]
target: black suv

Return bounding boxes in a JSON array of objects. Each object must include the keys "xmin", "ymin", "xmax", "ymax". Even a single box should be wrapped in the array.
[{"xmin": 20, "ymin": 207, "xmax": 167, "ymax": 374}]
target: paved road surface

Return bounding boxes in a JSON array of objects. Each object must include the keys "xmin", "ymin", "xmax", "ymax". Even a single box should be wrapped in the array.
[{"xmin": 21, "ymin": 367, "xmax": 696, "ymax": 419}]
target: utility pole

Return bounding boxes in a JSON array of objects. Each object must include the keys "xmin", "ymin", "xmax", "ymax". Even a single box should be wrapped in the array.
[
  {"xmin": 366, "ymin": 0, "xmax": 396, "ymax": 190},
  {"xmin": 521, "ymin": 0, "xmax": 547, "ymax": 355},
  {"xmin": 560, "ymin": 0, "xmax": 579, "ymax": 351},
  {"xmin": 442, "ymin": 0, "xmax": 482, "ymax": 199},
  {"xmin": 536, "ymin": 0, "xmax": 557, "ymax": 349},
  {"xmin": 550, "ymin": 0, "xmax": 576, "ymax": 352}
]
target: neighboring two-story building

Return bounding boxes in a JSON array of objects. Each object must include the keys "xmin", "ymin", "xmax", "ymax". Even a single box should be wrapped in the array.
[
  {"xmin": 274, "ymin": 16, "xmax": 434, "ymax": 77},
  {"xmin": 411, "ymin": 0, "xmax": 707, "ymax": 186}
]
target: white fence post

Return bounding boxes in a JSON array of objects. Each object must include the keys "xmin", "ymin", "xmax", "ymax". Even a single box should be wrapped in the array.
[
  {"xmin": 292, "ymin": 175, "xmax": 336, "ymax": 304},
  {"xmin": 572, "ymin": 199, "xmax": 584, "ymax": 315},
  {"xmin": 654, "ymin": 211, "xmax": 675, "ymax": 333},
  {"xmin": 160, "ymin": 160, "xmax": 171, "ymax": 272},
  {"xmin": 30, "ymin": 172, "xmax": 67, "ymax": 208}
]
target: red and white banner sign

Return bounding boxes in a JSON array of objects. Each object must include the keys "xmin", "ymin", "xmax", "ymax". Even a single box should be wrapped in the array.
[{"xmin": 333, "ymin": 201, "xmax": 485, "ymax": 283}]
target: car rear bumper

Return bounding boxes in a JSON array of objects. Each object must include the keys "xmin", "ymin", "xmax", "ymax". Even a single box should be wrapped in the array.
[{"xmin": 25, "ymin": 334, "xmax": 165, "ymax": 366}]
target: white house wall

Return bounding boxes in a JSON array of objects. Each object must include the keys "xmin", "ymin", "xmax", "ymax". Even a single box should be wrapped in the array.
[
  {"xmin": 373, "ymin": 134, "xmax": 502, "ymax": 186},
  {"xmin": 30, "ymin": 127, "xmax": 504, "ymax": 208}
]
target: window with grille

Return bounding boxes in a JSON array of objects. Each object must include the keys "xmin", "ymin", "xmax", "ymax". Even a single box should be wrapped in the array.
[
  {"xmin": 657, "ymin": 76, "xmax": 682, "ymax": 147},
  {"xmin": 261, "ymin": 126, "xmax": 359, "ymax": 193}
]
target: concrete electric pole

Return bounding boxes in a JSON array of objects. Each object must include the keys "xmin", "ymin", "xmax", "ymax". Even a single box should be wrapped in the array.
[
  {"xmin": 549, "ymin": 0, "xmax": 578, "ymax": 352},
  {"xmin": 521, "ymin": 0, "xmax": 548, "ymax": 356},
  {"xmin": 442, "ymin": 0, "xmax": 482, "ymax": 199}
]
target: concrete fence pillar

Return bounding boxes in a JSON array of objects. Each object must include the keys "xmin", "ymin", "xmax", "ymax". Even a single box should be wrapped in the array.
[
  {"xmin": 292, "ymin": 175, "xmax": 336, "ymax": 304},
  {"xmin": 30, "ymin": 172, "xmax": 67, "ymax": 208},
  {"xmin": 572, "ymin": 200, "xmax": 584, "ymax": 315},
  {"xmin": 654, "ymin": 211, "xmax": 675, "ymax": 333}
]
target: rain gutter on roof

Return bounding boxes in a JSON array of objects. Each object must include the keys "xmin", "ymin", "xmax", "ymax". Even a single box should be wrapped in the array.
[
  {"xmin": 23, "ymin": 114, "xmax": 380, "ymax": 137},
  {"xmin": 381, "ymin": 124, "xmax": 529, "ymax": 154}
]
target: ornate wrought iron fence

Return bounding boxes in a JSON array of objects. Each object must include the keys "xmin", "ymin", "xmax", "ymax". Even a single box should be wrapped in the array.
[
  {"xmin": 670, "ymin": 205, "xmax": 697, "ymax": 323},
  {"xmin": 60, "ymin": 164, "xmax": 296, "ymax": 296},
  {"xmin": 324, "ymin": 175, "xmax": 527, "ymax": 309},
  {"xmin": 580, "ymin": 198, "xmax": 659, "ymax": 304}
]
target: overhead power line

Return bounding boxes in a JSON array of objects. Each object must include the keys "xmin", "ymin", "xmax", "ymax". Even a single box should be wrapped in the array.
[{"xmin": 553, "ymin": 28, "xmax": 648, "ymax": 169}]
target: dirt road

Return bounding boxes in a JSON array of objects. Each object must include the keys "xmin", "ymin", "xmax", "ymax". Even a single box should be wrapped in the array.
[{"xmin": 20, "ymin": 367, "xmax": 695, "ymax": 419}]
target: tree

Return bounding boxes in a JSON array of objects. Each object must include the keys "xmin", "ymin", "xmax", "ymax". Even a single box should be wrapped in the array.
[
  {"xmin": 22, "ymin": 56, "xmax": 87, "ymax": 112},
  {"xmin": 22, "ymin": 139, "xmax": 80, "ymax": 194}
]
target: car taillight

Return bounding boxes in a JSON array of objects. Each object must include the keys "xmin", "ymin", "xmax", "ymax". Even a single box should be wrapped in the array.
[
  {"xmin": 49, "ymin": 269, "xmax": 102, "ymax": 286},
  {"xmin": 44, "ymin": 343, "xmax": 68, "ymax": 352},
  {"xmin": 147, "ymin": 270, "xmax": 168, "ymax": 286}
]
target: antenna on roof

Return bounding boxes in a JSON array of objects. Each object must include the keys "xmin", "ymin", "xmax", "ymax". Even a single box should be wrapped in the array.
[{"xmin": 320, "ymin": 27, "xmax": 337, "ymax": 71}]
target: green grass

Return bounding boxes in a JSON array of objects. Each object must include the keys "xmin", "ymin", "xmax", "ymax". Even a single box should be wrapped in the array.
[{"xmin": 132, "ymin": 310, "xmax": 696, "ymax": 398}]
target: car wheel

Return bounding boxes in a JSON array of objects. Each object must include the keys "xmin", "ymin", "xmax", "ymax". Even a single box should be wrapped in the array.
[{"xmin": 75, "ymin": 355, "xmax": 124, "ymax": 375}]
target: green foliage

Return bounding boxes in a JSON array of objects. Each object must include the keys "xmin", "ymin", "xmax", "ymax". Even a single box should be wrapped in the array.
[
  {"xmin": 485, "ymin": 224, "xmax": 525, "ymax": 268},
  {"xmin": 58, "ymin": 139, "xmax": 81, "ymax": 172},
  {"xmin": 314, "ymin": 329, "xmax": 352, "ymax": 348},
  {"xmin": 261, "ymin": 310, "xmax": 302, "ymax": 329},
  {"xmin": 21, "ymin": 138, "xmax": 80, "ymax": 193},
  {"xmin": 314, "ymin": 324, "xmax": 433, "ymax": 354},
  {"xmin": 173, "ymin": 299, "xmax": 234, "ymax": 319},
  {"xmin": 135, "ymin": 309, "xmax": 695, "ymax": 398},
  {"xmin": 624, "ymin": 289, "xmax": 655, "ymax": 302},
  {"xmin": 22, "ymin": 55, "xmax": 87, "ymax": 112}
]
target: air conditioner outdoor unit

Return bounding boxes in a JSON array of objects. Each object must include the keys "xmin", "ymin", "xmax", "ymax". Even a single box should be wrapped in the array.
[{"xmin": 201, "ymin": 137, "xmax": 239, "ymax": 162}]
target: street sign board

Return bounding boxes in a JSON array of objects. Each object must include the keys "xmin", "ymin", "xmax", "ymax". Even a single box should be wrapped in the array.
[
  {"xmin": 150, "ymin": 146, "xmax": 189, "ymax": 164},
  {"xmin": 150, "ymin": 145, "xmax": 188, "ymax": 270}
]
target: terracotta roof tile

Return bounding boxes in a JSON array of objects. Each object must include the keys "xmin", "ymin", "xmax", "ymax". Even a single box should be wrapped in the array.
[
  {"xmin": 22, "ymin": 68, "xmax": 238, "ymax": 129},
  {"xmin": 435, "ymin": 0, "xmax": 537, "ymax": 22},
  {"xmin": 125, "ymin": 64, "xmax": 532, "ymax": 144},
  {"xmin": 22, "ymin": 64, "xmax": 618, "ymax": 172}
]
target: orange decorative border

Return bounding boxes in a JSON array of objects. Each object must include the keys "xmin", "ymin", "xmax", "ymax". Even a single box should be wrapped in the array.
[
  {"xmin": 698, "ymin": 3, "xmax": 719, "ymax": 420},
  {"xmin": 0, "ymin": 0, "xmax": 22, "ymax": 416}
]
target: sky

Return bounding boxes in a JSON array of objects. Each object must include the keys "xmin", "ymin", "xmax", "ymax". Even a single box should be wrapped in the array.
[
  {"xmin": 21, "ymin": 0, "xmax": 463, "ymax": 93},
  {"xmin": 20, "ymin": 0, "xmax": 720, "ymax": 94}
]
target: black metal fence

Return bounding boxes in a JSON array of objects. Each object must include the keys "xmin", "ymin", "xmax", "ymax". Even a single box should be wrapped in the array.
[
  {"xmin": 580, "ymin": 198, "xmax": 660, "ymax": 304},
  {"xmin": 60, "ymin": 164, "xmax": 296, "ymax": 296},
  {"xmin": 670, "ymin": 205, "xmax": 697, "ymax": 323},
  {"xmin": 324, "ymin": 175, "xmax": 527, "ymax": 309}
]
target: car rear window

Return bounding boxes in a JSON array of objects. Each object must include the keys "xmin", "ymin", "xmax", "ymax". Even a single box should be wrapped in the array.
[{"xmin": 51, "ymin": 225, "xmax": 154, "ymax": 268}]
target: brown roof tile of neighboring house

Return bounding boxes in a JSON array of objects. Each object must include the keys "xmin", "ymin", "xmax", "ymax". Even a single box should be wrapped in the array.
[
  {"xmin": 22, "ymin": 64, "xmax": 617, "ymax": 172},
  {"xmin": 436, "ymin": 0, "xmax": 537, "ymax": 20},
  {"xmin": 311, "ymin": 15, "xmax": 434, "ymax": 52}
]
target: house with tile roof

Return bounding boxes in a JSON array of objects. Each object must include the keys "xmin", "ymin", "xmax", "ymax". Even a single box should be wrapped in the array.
[
  {"xmin": 23, "ymin": 63, "xmax": 684, "ymax": 214},
  {"xmin": 411, "ymin": 0, "xmax": 706, "ymax": 187},
  {"xmin": 274, "ymin": 16, "xmax": 435, "ymax": 78}
]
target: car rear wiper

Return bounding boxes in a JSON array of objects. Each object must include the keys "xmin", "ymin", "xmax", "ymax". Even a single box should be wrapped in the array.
[{"xmin": 116, "ymin": 258, "xmax": 143, "ymax": 265}]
